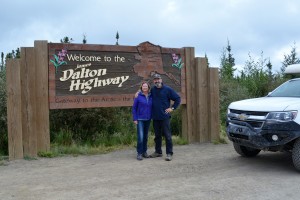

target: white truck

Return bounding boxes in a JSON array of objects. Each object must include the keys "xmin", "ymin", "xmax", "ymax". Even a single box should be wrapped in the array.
[{"xmin": 226, "ymin": 64, "xmax": 300, "ymax": 171}]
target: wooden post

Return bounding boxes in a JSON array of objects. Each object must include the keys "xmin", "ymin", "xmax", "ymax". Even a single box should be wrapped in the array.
[
  {"xmin": 7, "ymin": 59, "xmax": 23, "ymax": 160},
  {"xmin": 195, "ymin": 57, "xmax": 209, "ymax": 142},
  {"xmin": 34, "ymin": 40, "xmax": 50, "ymax": 152},
  {"xmin": 183, "ymin": 47, "xmax": 195, "ymax": 142},
  {"xmin": 20, "ymin": 48, "xmax": 37, "ymax": 157},
  {"xmin": 209, "ymin": 68, "xmax": 220, "ymax": 142},
  {"xmin": 181, "ymin": 104, "xmax": 188, "ymax": 141}
]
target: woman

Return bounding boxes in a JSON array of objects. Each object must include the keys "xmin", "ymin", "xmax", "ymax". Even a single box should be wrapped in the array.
[{"xmin": 132, "ymin": 81, "xmax": 152, "ymax": 160}]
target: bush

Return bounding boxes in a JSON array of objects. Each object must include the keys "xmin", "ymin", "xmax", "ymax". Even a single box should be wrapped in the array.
[
  {"xmin": 219, "ymin": 78, "xmax": 251, "ymax": 124},
  {"xmin": 50, "ymin": 107, "xmax": 137, "ymax": 146},
  {"xmin": 170, "ymin": 107, "xmax": 182, "ymax": 136},
  {"xmin": 0, "ymin": 69, "xmax": 7, "ymax": 155}
]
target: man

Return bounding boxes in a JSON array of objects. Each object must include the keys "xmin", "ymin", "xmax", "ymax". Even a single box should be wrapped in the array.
[{"xmin": 149, "ymin": 73, "xmax": 181, "ymax": 161}]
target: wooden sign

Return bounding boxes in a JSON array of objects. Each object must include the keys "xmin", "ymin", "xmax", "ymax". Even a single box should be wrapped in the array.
[{"xmin": 48, "ymin": 42, "xmax": 186, "ymax": 109}]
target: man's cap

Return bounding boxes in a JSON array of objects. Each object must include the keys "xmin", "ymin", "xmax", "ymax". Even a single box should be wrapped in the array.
[{"xmin": 152, "ymin": 74, "xmax": 162, "ymax": 79}]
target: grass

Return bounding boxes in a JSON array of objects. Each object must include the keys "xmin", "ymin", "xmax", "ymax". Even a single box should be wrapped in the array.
[
  {"xmin": 212, "ymin": 124, "xmax": 229, "ymax": 145},
  {"xmin": 23, "ymin": 155, "xmax": 38, "ymax": 160},
  {"xmin": 0, "ymin": 155, "xmax": 8, "ymax": 166},
  {"xmin": 37, "ymin": 134, "xmax": 188, "ymax": 158},
  {"xmin": 1, "ymin": 132, "xmax": 222, "ymax": 161},
  {"xmin": 47, "ymin": 144, "xmax": 126, "ymax": 157}
]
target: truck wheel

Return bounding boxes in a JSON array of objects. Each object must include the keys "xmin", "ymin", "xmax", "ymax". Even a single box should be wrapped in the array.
[
  {"xmin": 233, "ymin": 143, "xmax": 261, "ymax": 157},
  {"xmin": 292, "ymin": 138, "xmax": 300, "ymax": 171}
]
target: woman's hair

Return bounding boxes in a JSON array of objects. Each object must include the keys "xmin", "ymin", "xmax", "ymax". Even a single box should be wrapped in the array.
[{"xmin": 140, "ymin": 81, "xmax": 151, "ymax": 91}]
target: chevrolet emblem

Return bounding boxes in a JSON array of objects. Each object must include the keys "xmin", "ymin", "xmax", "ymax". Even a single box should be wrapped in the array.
[{"xmin": 238, "ymin": 113, "xmax": 249, "ymax": 121}]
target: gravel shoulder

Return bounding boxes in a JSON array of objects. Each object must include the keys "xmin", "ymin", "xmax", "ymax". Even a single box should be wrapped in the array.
[{"xmin": 1, "ymin": 143, "xmax": 299, "ymax": 200}]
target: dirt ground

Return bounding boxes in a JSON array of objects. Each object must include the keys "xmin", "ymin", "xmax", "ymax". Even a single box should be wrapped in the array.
[{"xmin": 1, "ymin": 143, "xmax": 300, "ymax": 200}]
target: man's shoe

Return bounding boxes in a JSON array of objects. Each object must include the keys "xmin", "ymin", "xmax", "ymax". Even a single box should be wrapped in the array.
[
  {"xmin": 137, "ymin": 154, "xmax": 143, "ymax": 161},
  {"xmin": 149, "ymin": 152, "xmax": 163, "ymax": 158},
  {"xmin": 165, "ymin": 154, "xmax": 172, "ymax": 161},
  {"xmin": 142, "ymin": 153, "xmax": 150, "ymax": 158}
]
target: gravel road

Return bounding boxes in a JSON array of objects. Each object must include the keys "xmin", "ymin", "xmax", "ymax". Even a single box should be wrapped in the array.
[{"xmin": 1, "ymin": 143, "xmax": 299, "ymax": 200}]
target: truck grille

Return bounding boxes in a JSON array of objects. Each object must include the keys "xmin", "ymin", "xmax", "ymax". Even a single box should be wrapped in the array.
[
  {"xmin": 229, "ymin": 109, "xmax": 268, "ymax": 116},
  {"xmin": 228, "ymin": 109, "xmax": 268, "ymax": 128}
]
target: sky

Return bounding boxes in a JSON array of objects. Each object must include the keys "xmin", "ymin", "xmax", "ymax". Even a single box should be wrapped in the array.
[{"xmin": 1, "ymin": 0, "xmax": 300, "ymax": 73}]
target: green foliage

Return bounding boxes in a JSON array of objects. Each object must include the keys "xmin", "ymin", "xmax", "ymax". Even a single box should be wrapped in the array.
[
  {"xmin": 5, "ymin": 48, "xmax": 20, "ymax": 60},
  {"xmin": 0, "ymin": 156, "xmax": 8, "ymax": 166},
  {"xmin": 170, "ymin": 107, "xmax": 182, "ymax": 136},
  {"xmin": 172, "ymin": 135, "xmax": 188, "ymax": 145},
  {"xmin": 82, "ymin": 34, "xmax": 87, "ymax": 44},
  {"xmin": 48, "ymin": 143, "xmax": 126, "ymax": 156},
  {"xmin": 50, "ymin": 107, "xmax": 136, "ymax": 146},
  {"xmin": 0, "ymin": 69, "xmax": 8, "ymax": 155},
  {"xmin": 220, "ymin": 78, "xmax": 251, "ymax": 123},
  {"xmin": 220, "ymin": 40, "xmax": 236, "ymax": 79},
  {"xmin": 60, "ymin": 36, "xmax": 73, "ymax": 44},
  {"xmin": 0, "ymin": 155, "xmax": 8, "ymax": 165},
  {"xmin": 213, "ymin": 124, "xmax": 228, "ymax": 144},
  {"xmin": 281, "ymin": 42, "xmax": 300, "ymax": 74},
  {"xmin": 239, "ymin": 52, "xmax": 285, "ymax": 97},
  {"xmin": 38, "ymin": 151, "xmax": 55, "ymax": 158},
  {"xmin": 219, "ymin": 48, "xmax": 296, "ymax": 125},
  {"xmin": 23, "ymin": 155, "xmax": 38, "ymax": 160},
  {"xmin": 53, "ymin": 129, "xmax": 74, "ymax": 146},
  {"xmin": 116, "ymin": 31, "xmax": 119, "ymax": 45},
  {"xmin": 1, "ymin": 52, "xmax": 4, "ymax": 71}
]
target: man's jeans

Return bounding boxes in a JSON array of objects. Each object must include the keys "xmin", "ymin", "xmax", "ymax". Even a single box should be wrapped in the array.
[
  {"xmin": 137, "ymin": 120, "xmax": 151, "ymax": 154},
  {"xmin": 153, "ymin": 118, "xmax": 173, "ymax": 155}
]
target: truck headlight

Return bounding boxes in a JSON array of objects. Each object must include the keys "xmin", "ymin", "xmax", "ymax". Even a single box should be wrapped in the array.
[{"xmin": 266, "ymin": 111, "xmax": 297, "ymax": 121}]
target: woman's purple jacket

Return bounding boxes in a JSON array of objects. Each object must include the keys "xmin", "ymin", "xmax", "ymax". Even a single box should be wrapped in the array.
[{"xmin": 132, "ymin": 92, "xmax": 152, "ymax": 121}]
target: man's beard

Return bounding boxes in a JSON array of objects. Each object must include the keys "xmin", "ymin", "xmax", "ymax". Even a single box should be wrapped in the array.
[{"xmin": 155, "ymin": 82, "xmax": 162, "ymax": 88}]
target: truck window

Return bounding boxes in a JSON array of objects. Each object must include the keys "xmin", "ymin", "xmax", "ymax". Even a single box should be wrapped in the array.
[{"xmin": 268, "ymin": 79, "xmax": 300, "ymax": 97}]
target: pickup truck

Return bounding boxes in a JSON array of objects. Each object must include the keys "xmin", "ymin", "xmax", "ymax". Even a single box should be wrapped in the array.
[{"xmin": 226, "ymin": 64, "xmax": 300, "ymax": 171}]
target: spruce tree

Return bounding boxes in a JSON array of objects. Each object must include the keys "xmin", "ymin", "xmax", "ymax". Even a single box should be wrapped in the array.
[
  {"xmin": 220, "ymin": 40, "xmax": 236, "ymax": 79},
  {"xmin": 281, "ymin": 42, "xmax": 300, "ymax": 74},
  {"xmin": 0, "ymin": 52, "xmax": 4, "ymax": 71},
  {"xmin": 83, "ymin": 34, "xmax": 87, "ymax": 44},
  {"xmin": 116, "ymin": 31, "xmax": 119, "ymax": 45},
  {"xmin": 60, "ymin": 36, "xmax": 73, "ymax": 44}
]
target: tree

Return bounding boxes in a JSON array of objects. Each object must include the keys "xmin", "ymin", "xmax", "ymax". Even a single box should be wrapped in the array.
[
  {"xmin": 0, "ymin": 59, "xmax": 7, "ymax": 154},
  {"xmin": 266, "ymin": 59, "xmax": 273, "ymax": 80},
  {"xmin": 82, "ymin": 34, "xmax": 87, "ymax": 44},
  {"xmin": 240, "ymin": 51, "xmax": 270, "ymax": 97},
  {"xmin": 60, "ymin": 36, "xmax": 73, "ymax": 44},
  {"xmin": 15, "ymin": 48, "xmax": 20, "ymax": 58},
  {"xmin": 5, "ymin": 48, "xmax": 20, "ymax": 60},
  {"xmin": 0, "ymin": 52, "xmax": 4, "ymax": 71},
  {"xmin": 281, "ymin": 42, "xmax": 300, "ymax": 74},
  {"xmin": 205, "ymin": 53, "xmax": 210, "ymax": 67},
  {"xmin": 220, "ymin": 40, "xmax": 236, "ymax": 79},
  {"xmin": 115, "ymin": 31, "xmax": 119, "ymax": 45}
]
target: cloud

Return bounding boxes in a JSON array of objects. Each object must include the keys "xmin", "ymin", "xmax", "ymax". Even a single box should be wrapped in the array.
[{"xmin": 1, "ymin": 0, "xmax": 300, "ymax": 73}]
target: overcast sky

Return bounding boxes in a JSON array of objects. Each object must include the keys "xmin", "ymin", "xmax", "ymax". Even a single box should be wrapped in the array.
[{"xmin": 1, "ymin": 0, "xmax": 300, "ymax": 72}]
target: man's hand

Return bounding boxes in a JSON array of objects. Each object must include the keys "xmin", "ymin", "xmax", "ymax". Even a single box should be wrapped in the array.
[
  {"xmin": 134, "ymin": 120, "xmax": 138, "ymax": 125},
  {"xmin": 165, "ymin": 108, "xmax": 174, "ymax": 114},
  {"xmin": 134, "ymin": 91, "xmax": 139, "ymax": 98}
]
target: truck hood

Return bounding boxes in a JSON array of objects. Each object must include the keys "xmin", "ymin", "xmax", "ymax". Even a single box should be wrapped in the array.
[{"xmin": 229, "ymin": 97, "xmax": 300, "ymax": 111}]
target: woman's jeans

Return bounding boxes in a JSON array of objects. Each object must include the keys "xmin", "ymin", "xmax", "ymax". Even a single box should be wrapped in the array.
[{"xmin": 137, "ymin": 120, "xmax": 151, "ymax": 155}]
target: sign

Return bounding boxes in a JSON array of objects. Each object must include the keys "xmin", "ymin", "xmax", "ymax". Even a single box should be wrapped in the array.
[{"xmin": 48, "ymin": 42, "xmax": 186, "ymax": 109}]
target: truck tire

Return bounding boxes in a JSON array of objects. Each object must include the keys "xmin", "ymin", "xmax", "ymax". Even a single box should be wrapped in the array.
[
  {"xmin": 292, "ymin": 138, "xmax": 300, "ymax": 171},
  {"xmin": 233, "ymin": 142, "xmax": 261, "ymax": 157}
]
